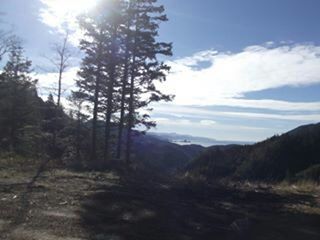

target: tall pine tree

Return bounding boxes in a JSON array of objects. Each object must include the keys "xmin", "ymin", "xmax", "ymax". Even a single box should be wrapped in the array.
[
  {"xmin": 124, "ymin": 0, "xmax": 173, "ymax": 164},
  {"xmin": 76, "ymin": 16, "xmax": 107, "ymax": 163},
  {"xmin": 0, "ymin": 43, "xmax": 40, "ymax": 154}
]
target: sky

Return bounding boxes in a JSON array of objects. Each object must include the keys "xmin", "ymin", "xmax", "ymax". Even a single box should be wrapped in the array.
[{"xmin": 1, "ymin": 0, "xmax": 320, "ymax": 142}]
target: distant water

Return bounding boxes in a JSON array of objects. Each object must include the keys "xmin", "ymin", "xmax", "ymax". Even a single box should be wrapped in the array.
[
  {"xmin": 149, "ymin": 132, "xmax": 252, "ymax": 147},
  {"xmin": 173, "ymin": 140, "xmax": 221, "ymax": 147},
  {"xmin": 172, "ymin": 140, "xmax": 252, "ymax": 147}
]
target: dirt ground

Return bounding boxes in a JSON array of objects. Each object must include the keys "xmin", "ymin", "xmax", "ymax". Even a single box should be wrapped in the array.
[{"xmin": 1, "ymin": 158, "xmax": 320, "ymax": 240}]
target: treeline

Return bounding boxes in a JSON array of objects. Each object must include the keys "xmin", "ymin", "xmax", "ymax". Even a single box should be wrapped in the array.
[{"xmin": 0, "ymin": 0, "xmax": 172, "ymax": 168}]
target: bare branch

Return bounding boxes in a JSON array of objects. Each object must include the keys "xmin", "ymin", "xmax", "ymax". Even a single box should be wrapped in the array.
[
  {"xmin": 45, "ymin": 31, "xmax": 73, "ymax": 107},
  {"xmin": 0, "ymin": 32, "xmax": 16, "ymax": 61}
]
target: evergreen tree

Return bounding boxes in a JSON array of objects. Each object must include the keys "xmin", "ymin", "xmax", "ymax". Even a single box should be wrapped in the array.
[
  {"xmin": 75, "ymin": 15, "xmax": 108, "ymax": 163},
  {"xmin": 99, "ymin": 0, "xmax": 124, "ymax": 162},
  {"xmin": 75, "ymin": 0, "xmax": 173, "ymax": 165},
  {"xmin": 0, "ymin": 43, "xmax": 40, "ymax": 154},
  {"xmin": 116, "ymin": 1, "xmax": 134, "ymax": 159},
  {"xmin": 76, "ymin": 0, "xmax": 126, "ymax": 163},
  {"xmin": 124, "ymin": 0, "xmax": 173, "ymax": 164},
  {"xmin": 40, "ymin": 94, "xmax": 66, "ymax": 158}
]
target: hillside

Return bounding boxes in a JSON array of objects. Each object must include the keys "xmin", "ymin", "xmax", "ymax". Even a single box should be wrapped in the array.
[
  {"xmin": 185, "ymin": 123, "xmax": 320, "ymax": 182},
  {"xmin": 134, "ymin": 134, "xmax": 205, "ymax": 173}
]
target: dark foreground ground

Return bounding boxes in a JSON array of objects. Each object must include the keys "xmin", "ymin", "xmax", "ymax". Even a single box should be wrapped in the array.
[{"xmin": 0, "ymin": 158, "xmax": 320, "ymax": 240}]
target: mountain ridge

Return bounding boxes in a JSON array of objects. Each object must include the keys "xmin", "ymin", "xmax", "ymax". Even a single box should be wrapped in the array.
[{"xmin": 185, "ymin": 122, "xmax": 320, "ymax": 182}]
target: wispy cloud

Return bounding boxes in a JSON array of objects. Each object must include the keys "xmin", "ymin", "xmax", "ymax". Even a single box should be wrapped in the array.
[
  {"xmin": 207, "ymin": 98, "xmax": 320, "ymax": 112},
  {"xmin": 200, "ymin": 120, "xmax": 216, "ymax": 126},
  {"xmin": 153, "ymin": 118, "xmax": 217, "ymax": 127},
  {"xmin": 153, "ymin": 104, "xmax": 320, "ymax": 122}
]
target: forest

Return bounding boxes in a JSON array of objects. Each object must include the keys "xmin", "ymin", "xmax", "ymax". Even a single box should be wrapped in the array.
[{"xmin": 1, "ymin": 0, "xmax": 320, "ymax": 240}]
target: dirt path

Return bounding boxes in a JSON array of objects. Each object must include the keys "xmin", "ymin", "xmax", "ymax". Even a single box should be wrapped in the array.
[{"xmin": 1, "ymin": 165, "xmax": 320, "ymax": 240}]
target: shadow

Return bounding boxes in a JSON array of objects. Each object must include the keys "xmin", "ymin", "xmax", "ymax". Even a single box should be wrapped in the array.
[
  {"xmin": 0, "ymin": 157, "xmax": 50, "ymax": 238},
  {"xmin": 79, "ymin": 171, "xmax": 320, "ymax": 240}
]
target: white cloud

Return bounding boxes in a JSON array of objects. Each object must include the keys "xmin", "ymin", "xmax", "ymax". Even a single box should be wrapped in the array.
[
  {"xmin": 160, "ymin": 44, "xmax": 320, "ymax": 110},
  {"xmin": 39, "ymin": 0, "xmax": 99, "ymax": 45}
]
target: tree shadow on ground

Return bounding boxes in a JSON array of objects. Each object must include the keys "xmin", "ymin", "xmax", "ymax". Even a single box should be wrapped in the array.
[
  {"xmin": 0, "ymin": 158, "xmax": 50, "ymax": 238},
  {"xmin": 79, "ymin": 171, "xmax": 320, "ymax": 240}
]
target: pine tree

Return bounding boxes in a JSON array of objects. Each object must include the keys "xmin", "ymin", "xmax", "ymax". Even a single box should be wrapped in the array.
[
  {"xmin": 40, "ymin": 94, "xmax": 66, "ymax": 158},
  {"xmin": 76, "ymin": 16, "xmax": 107, "ymax": 163},
  {"xmin": 0, "ymin": 43, "xmax": 40, "ymax": 154},
  {"xmin": 116, "ymin": 1, "xmax": 134, "ymax": 159},
  {"xmin": 100, "ymin": 0, "xmax": 124, "ymax": 162},
  {"xmin": 124, "ymin": 0, "xmax": 173, "ymax": 164},
  {"xmin": 75, "ymin": 0, "xmax": 173, "ymax": 166},
  {"xmin": 76, "ymin": 0, "xmax": 126, "ymax": 163}
]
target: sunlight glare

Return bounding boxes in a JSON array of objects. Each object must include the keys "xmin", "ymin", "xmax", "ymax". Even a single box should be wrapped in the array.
[
  {"xmin": 40, "ymin": 0, "xmax": 101, "ymax": 45},
  {"xmin": 42, "ymin": 0, "xmax": 99, "ymax": 16}
]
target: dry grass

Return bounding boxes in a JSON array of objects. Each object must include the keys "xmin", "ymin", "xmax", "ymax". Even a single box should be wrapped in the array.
[{"xmin": 275, "ymin": 180, "xmax": 320, "ymax": 194}]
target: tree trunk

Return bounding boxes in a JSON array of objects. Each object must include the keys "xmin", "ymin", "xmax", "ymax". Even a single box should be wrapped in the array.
[
  {"xmin": 116, "ymin": 69, "xmax": 128, "ymax": 159},
  {"xmin": 57, "ymin": 68, "xmax": 62, "ymax": 107},
  {"xmin": 116, "ymin": 33, "xmax": 130, "ymax": 160},
  {"xmin": 91, "ymin": 62, "xmax": 102, "ymax": 163},
  {"xmin": 75, "ymin": 104, "xmax": 81, "ymax": 162},
  {"xmin": 125, "ymin": 53, "xmax": 136, "ymax": 165},
  {"xmin": 125, "ymin": 13, "xmax": 138, "ymax": 166},
  {"xmin": 104, "ymin": 26, "xmax": 117, "ymax": 162},
  {"xmin": 9, "ymin": 83, "xmax": 17, "ymax": 152},
  {"xmin": 56, "ymin": 33, "xmax": 69, "ymax": 107}
]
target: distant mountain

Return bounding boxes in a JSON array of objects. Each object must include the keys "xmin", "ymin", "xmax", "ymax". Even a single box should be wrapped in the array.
[
  {"xmin": 185, "ymin": 123, "xmax": 320, "ymax": 182},
  {"xmin": 148, "ymin": 132, "xmax": 252, "ymax": 147},
  {"xmin": 133, "ymin": 133, "xmax": 205, "ymax": 173}
]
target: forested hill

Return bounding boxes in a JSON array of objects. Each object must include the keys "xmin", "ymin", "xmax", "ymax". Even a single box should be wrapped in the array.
[
  {"xmin": 185, "ymin": 123, "xmax": 320, "ymax": 182},
  {"xmin": 134, "ymin": 134, "xmax": 204, "ymax": 173}
]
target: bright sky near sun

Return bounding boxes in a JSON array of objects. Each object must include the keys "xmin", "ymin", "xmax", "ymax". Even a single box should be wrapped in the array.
[{"xmin": 1, "ymin": 0, "xmax": 320, "ymax": 142}]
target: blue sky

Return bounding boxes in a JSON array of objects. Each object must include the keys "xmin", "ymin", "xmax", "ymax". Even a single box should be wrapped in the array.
[
  {"xmin": 1, "ymin": 0, "xmax": 320, "ymax": 142},
  {"xmin": 161, "ymin": 0, "xmax": 320, "ymax": 53}
]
